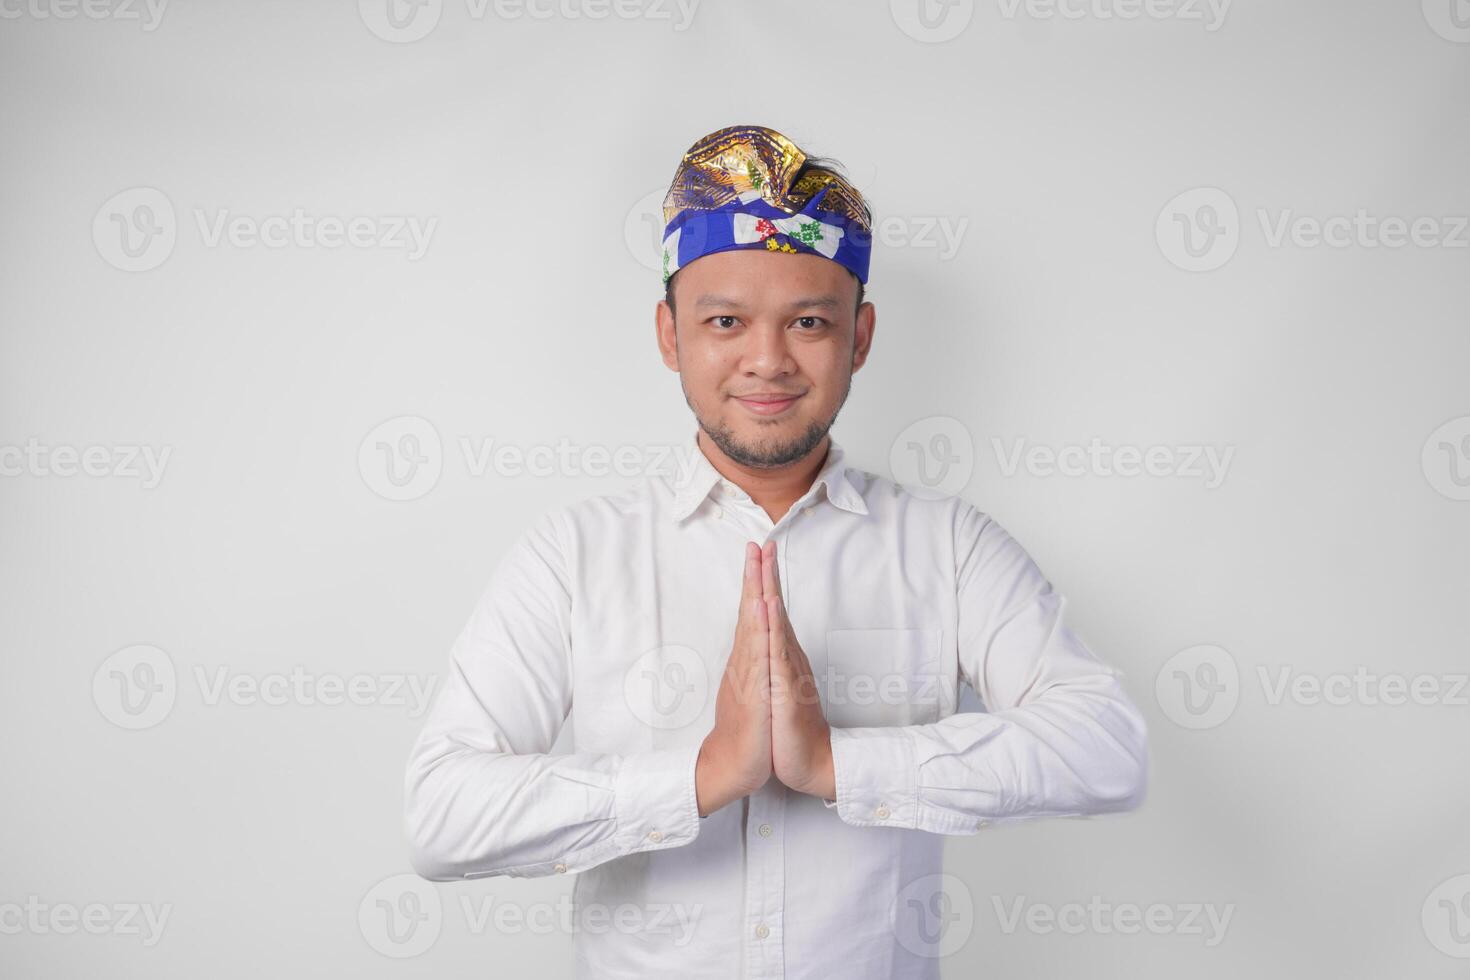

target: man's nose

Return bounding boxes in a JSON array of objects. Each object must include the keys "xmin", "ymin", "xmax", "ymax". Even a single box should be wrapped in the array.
[{"xmin": 742, "ymin": 322, "xmax": 794, "ymax": 375}]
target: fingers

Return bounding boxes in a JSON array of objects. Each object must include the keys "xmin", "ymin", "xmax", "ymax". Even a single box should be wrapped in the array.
[
  {"xmin": 764, "ymin": 595, "xmax": 790, "ymax": 712},
  {"xmin": 759, "ymin": 546, "xmax": 803, "ymax": 670},
  {"xmin": 736, "ymin": 583, "xmax": 771, "ymax": 707},
  {"xmin": 742, "ymin": 541, "xmax": 760, "ymax": 605},
  {"xmin": 733, "ymin": 543, "xmax": 771, "ymax": 692},
  {"xmin": 767, "ymin": 594, "xmax": 821, "ymax": 709},
  {"xmin": 765, "ymin": 591, "xmax": 802, "ymax": 660},
  {"xmin": 761, "ymin": 540, "xmax": 783, "ymax": 602},
  {"xmin": 736, "ymin": 541, "xmax": 761, "ymax": 637},
  {"xmin": 766, "ymin": 595, "xmax": 787, "ymax": 663},
  {"xmin": 780, "ymin": 602, "xmax": 806, "ymax": 665}
]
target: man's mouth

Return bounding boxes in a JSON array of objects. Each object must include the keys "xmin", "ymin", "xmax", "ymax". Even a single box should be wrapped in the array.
[{"xmin": 733, "ymin": 392, "xmax": 805, "ymax": 416}]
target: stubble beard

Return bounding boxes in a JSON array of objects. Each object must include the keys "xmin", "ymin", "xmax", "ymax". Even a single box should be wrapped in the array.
[{"xmin": 680, "ymin": 367, "xmax": 853, "ymax": 469}]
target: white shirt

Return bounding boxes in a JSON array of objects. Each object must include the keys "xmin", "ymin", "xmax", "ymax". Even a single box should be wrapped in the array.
[{"xmin": 404, "ymin": 431, "xmax": 1148, "ymax": 979}]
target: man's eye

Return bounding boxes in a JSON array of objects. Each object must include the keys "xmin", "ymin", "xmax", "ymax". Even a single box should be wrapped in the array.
[
  {"xmin": 795, "ymin": 317, "xmax": 824, "ymax": 329},
  {"xmin": 712, "ymin": 316, "xmax": 738, "ymax": 329}
]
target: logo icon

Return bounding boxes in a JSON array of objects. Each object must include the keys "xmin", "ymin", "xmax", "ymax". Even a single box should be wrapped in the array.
[
  {"xmin": 1423, "ymin": 0, "xmax": 1470, "ymax": 42},
  {"xmin": 93, "ymin": 644, "xmax": 177, "ymax": 730},
  {"xmin": 625, "ymin": 188, "xmax": 671, "ymax": 274},
  {"xmin": 93, "ymin": 187, "xmax": 177, "ymax": 273},
  {"xmin": 893, "ymin": 873, "xmax": 974, "ymax": 958},
  {"xmin": 359, "ymin": 873, "xmax": 442, "ymax": 957},
  {"xmin": 623, "ymin": 644, "xmax": 709, "ymax": 731},
  {"xmin": 889, "ymin": 416, "xmax": 974, "ymax": 500},
  {"xmin": 1156, "ymin": 187, "xmax": 1239, "ymax": 272},
  {"xmin": 1422, "ymin": 416, "xmax": 1470, "ymax": 501},
  {"xmin": 1155, "ymin": 643, "xmax": 1239, "ymax": 730},
  {"xmin": 359, "ymin": 416, "xmax": 443, "ymax": 501},
  {"xmin": 890, "ymin": 0, "xmax": 975, "ymax": 43},
  {"xmin": 1423, "ymin": 874, "xmax": 1470, "ymax": 957},
  {"xmin": 359, "ymin": 0, "xmax": 443, "ymax": 42}
]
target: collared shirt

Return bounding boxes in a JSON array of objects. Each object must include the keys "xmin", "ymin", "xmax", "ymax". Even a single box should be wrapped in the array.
[{"xmin": 404, "ymin": 431, "xmax": 1149, "ymax": 979}]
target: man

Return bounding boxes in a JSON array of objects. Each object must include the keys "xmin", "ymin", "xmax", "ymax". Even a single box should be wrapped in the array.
[{"xmin": 404, "ymin": 124, "xmax": 1149, "ymax": 979}]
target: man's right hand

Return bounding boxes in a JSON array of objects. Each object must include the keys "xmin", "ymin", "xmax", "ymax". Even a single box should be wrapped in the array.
[{"xmin": 695, "ymin": 541, "xmax": 773, "ymax": 816}]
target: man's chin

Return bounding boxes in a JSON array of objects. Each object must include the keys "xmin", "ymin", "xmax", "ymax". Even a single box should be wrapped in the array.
[{"xmin": 703, "ymin": 416, "xmax": 829, "ymax": 469}]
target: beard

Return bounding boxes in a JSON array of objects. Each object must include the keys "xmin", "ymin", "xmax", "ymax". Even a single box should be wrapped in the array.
[{"xmin": 680, "ymin": 372, "xmax": 853, "ymax": 470}]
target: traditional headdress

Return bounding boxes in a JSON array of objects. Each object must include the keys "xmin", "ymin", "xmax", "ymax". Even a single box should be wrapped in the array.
[{"xmin": 660, "ymin": 125, "xmax": 872, "ymax": 285}]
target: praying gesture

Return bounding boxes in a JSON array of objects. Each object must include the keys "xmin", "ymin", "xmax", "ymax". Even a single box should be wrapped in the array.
[{"xmin": 695, "ymin": 540, "xmax": 834, "ymax": 816}]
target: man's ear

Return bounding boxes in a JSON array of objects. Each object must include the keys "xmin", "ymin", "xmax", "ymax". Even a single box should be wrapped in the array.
[
  {"xmin": 655, "ymin": 298, "xmax": 679, "ymax": 371},
  {"xmin": 851, "ymin": 300, "xmax": 876, "ymax": 374}
]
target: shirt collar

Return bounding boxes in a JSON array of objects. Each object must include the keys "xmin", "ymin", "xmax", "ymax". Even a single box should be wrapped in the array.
[{"xmin": 670, "ymin": 430, "xmax": 869, "ymax": 523}]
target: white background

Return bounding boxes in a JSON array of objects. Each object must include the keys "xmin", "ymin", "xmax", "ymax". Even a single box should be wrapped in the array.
[{"xmin": 1, "ymin": 0, "xmax": 1468, "ymax": 977}]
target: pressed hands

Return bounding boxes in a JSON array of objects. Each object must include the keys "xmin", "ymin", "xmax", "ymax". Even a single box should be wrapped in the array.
[{"xmin": 695, "ymin": 540, "xmax": 835, "ymax": 816}]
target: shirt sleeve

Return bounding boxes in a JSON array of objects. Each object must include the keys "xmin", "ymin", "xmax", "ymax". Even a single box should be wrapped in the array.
[
  {"xmin": 824, "ymin": 504, "xmax": 1149, "ymax": 834},
  {"xmin": 403, "ymin": 509, "xmax": 702, "ymax": 880}
]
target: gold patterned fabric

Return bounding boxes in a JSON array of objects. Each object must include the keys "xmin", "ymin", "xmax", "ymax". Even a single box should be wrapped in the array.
[{"xmin": 660, "ymin": 125, "xmax": 872, "ymax": 284}]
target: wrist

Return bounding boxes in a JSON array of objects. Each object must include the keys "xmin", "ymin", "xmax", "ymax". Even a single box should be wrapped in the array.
[
  {"xmin": 795, "ymin": 727, "xmax": 836, "ymax": 800},
  {"xmin": 694, "ymin": 740, "xmax": 722, "ymax": 816},
  {"xmin": 812, "ymin": 728, "xmax": 836, "ymax": 800},
  {"xmin": 695, "ymin": 736, "xmax": 746, "ymax": 816}
]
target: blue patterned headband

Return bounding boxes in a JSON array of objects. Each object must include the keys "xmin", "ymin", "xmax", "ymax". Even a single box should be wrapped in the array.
[{"xmin": 660, "ymin": 125, "xmax": 873, "ymax": 286}]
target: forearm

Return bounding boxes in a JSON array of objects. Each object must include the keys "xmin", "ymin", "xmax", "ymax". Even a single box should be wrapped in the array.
[
  {"xmin": 825, "ymin": 673, "xmax": 1148, "ymax": 832},
  {"xmin": 405, "ymin": 734, "xmax": 701, "ymax": 879}
]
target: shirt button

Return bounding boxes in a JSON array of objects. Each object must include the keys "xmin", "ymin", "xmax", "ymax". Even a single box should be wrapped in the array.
[
  {"xmin": 754, "ymin": 923, "xmax": 770, "ymax": 940},
  {"xmin": 758, "ymin": 823, "xmax": 773, "ymax": 837},
  {"xmin": 977, "ymin": 820, "xmax": 991, "ymax": 830},
  {"xmin": 648, "ymin": 830, "xmax": 663, "ymax": 842},
  {"xmin": 711, "ymin": 505, "xmax": 724, "ymax": 519},
  {"xmin": 553, "ymin": 863, "xmax": 567, "ymax": 874},
  {"xmin": 875, "ymin": 805, "xmax": 890, "ymax": 819}
]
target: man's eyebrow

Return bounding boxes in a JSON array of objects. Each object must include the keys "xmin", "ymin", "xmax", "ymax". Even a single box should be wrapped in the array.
[
  {"xmin": 692, "ymin": 295, "xmax": 746, "ymax": 310},
  {"xmin": 691, "ymin": 295, "xmax": 842, "ymax": 310},
  {"xmin": 784, "ymin": 296, "xmax": 841, "ymax": 310}
]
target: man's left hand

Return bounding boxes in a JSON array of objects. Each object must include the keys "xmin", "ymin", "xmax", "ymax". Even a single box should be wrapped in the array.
[{"xmin": 760, "ymin": 540, "xmax": 835, "ymax": 801}]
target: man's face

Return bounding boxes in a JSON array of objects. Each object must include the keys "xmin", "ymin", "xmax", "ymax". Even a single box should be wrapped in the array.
[{"xmin": 656, "ymin": 249, "xmax": 876, "ymax": 469}]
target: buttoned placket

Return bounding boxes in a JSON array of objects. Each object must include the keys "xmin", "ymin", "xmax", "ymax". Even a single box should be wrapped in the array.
[{"xmin": 708, "ymin": 478, "xmax": 822, "ymax": 980}]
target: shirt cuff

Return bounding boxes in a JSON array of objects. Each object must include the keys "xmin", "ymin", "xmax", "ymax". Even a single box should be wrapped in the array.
[
  {"xmin": 611, "ymin": 743, "xmax": 702, "ymax": 853},
  {"xmin": 827, "ymin": 726, "xmax": 919, "ymax": 829}
]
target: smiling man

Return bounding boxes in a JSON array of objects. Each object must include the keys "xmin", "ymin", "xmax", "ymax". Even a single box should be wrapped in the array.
[{"xmin": 404, "ymin": 124, "xmax": 1149, "ymax": 980}]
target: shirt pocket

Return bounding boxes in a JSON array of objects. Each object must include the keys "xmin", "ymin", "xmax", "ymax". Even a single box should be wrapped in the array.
[{"xmin": 822, "ymin": 627, "xmax": 943, "ymax": 728}]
